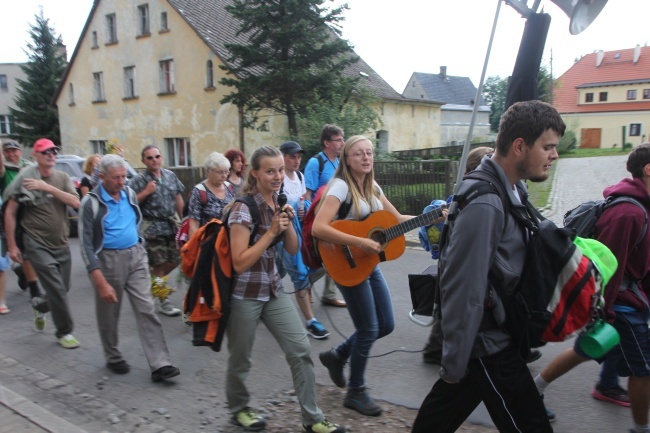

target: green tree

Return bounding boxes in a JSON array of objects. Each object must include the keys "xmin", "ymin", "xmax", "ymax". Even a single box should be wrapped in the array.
[
  {"xmin": 293, "ymin": 87, "xmax": 381, "ymax": 164},
  {"xmin": 482, "ymin": 65, "xmax": 555, "ymax": 133},
  {"xmin": 10, "ymin": 10, "xmax": 66, "ymax": 146},
  {"xmin": 482, "ymin": 75, "xmax": 508, "ymax": 132},
  {"xmin": 220, "ymin": 0, "xmax": 360, "ymax": 136}
]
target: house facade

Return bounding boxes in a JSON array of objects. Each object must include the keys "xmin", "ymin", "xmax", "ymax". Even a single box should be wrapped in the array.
[
  {"xmin": 554, "ymin": 45, "xmax": 650, "ymax": 148},
  {"xmin": 402, "ymin": 67, "xmax": 491, "ymax": 147},
  {"xmin": 0, "ymin": 63, "xmax": 27, "ymax": 144},
  {"xmin": 53, "ymin": 0, "xmax": 440, "ymax": 167}
]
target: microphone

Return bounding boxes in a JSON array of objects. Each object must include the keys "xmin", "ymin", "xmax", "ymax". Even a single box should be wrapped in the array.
[{"xmin": 278, "ymin": 193, "xmax": 287, "ymax": 213}]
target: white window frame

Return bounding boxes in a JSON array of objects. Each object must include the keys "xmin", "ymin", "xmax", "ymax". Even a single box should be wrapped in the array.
[
  {"xmin": 123, "ymin": 66, "xmax": 136, "ymax": 98},
  {"xmin": 159, "ymin": 59, "xmax": 175, "ymax": 93},
  {"xmin": 93, "ymin": 72, "xmax": 105, "ymax": 101},
  {"xmin": 627, "ymin": 90, "xmax": 637, "ymax": 100},
  {"xmin": 0, "ymin": 75, "xmax": 7, "ymax": 92},
  {"xmin": 160, "ymin": 11, "xmax": 168, "ymax": 30},
  {"xmin": 106, "ymin": 13, "xmax": 117, "ymax": 44},
  {"xmin": 137, "ymin": 4, "xmax": 150, "ymax": 36},
  {"xmin": 90, "ymin": 140, "xmax": 108, "ymax": 155},
  {"xmin": 165, "ymin": 137, "xmax": 191, "ymax": 167},
  {"xmin": 0, "ymin": 115, "xmax": 11, "ymax": 135}
]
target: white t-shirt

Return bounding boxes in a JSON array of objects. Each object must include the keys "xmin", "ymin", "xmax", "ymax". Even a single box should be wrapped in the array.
[
  {"xmin": 283, "ymin": 171, "xmax": 306, "ymax": 204},
  {"xmin": 327, "ymin": 178, "xmax": 383, "ymax": 220}
]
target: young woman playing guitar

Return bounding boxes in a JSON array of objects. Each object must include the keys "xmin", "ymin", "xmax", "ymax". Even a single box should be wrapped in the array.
[{"xmin": 312, "ymin": 135, "xmax": 416, "ymax": 417}]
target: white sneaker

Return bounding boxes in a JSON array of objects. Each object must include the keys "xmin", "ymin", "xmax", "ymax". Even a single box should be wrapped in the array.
[{"xmin": 159, "ymin": 299, "xmax": 181, "ymax": 317}]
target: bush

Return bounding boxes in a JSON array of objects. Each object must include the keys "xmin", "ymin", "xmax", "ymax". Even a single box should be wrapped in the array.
[{"xmin": 558, "ymin": 130, "xmax": 577, "ymax": 155}]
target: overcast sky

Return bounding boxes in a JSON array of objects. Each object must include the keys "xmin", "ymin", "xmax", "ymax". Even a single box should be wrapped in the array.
[{"xmin": 1, "ymin": 0, "xmax": 648, "ymax": 93}]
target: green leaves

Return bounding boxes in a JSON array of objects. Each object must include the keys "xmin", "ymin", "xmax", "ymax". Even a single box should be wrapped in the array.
[{"xmin": 9, "ymin": 10, "xmax": 66, "ymax": 146}]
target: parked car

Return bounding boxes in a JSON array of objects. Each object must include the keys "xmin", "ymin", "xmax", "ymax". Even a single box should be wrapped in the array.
[{"xmin": 54, "ymin": 154, "xmax": 138, "ymax": 237}]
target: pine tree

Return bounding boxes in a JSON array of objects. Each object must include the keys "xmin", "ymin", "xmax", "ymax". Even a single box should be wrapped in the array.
[
  {"xmin": 220, "ymin": 0, "xmax": 360, "ymax": 136},
  {"xmin": 9, "ymin": 9, "xmax": 67, "ymax": 146}
]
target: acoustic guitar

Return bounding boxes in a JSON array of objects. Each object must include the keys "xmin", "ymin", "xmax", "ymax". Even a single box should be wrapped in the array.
[{"xmin": 318, "ymin": 206, "xmax": 446, "ymax": 286}]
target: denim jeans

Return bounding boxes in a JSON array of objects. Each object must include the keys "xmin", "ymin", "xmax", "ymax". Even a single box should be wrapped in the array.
[{"xmin": 334, "ymin": 266, "xmax": 395, "ymax": 388}]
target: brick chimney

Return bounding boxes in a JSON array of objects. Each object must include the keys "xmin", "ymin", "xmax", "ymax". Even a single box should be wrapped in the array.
[{"xmin": 439, "ymin": 66, "xmax": 447, "ymax": 80}]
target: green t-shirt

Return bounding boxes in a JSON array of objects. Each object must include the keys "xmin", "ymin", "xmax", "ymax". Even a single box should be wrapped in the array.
[{"xmin": 0, "ymin": 160, "xmax": 31, "ymax": 195}]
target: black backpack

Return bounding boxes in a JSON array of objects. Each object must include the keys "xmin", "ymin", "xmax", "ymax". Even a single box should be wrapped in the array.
[
  {"xmin": 445, "ymin": 170, "xmax": 608, "ymax": 359},
  {"xmin": 564, "ymin": 196, "xmax": 648, "ymax": 248}
]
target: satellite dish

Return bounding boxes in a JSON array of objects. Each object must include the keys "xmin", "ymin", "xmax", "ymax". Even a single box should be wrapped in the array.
[{"xmin": 550, "ymin": 0, "xmax": 608, "ymax": 34}]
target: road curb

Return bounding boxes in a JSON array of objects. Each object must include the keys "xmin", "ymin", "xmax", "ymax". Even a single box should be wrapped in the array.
[{"xmin": 0, "ymin": 383, "xmax": 88, "ymax": 433}]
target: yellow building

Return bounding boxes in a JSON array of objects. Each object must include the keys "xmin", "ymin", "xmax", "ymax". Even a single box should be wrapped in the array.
[
  {"xmin": 554, "ymin": 45, "xmax": 650, "ymax": 148},
  {"xmin": 53, "ymin": 0, "xmax": 441, "ymax": 167}
]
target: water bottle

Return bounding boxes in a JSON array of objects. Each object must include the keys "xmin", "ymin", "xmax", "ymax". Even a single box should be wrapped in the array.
[{"xmin": 297, "ymin": 197, "xmax": 305, "ymax": 221}]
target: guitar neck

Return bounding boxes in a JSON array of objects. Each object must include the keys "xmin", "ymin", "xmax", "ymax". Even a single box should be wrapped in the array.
[{"xmin": 382, "ymin": 207, "xmax": 445, "ymax": 242}]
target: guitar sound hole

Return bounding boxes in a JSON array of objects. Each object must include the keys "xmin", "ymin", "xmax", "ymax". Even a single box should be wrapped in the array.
[{"xmin": 371, "ymin": 232, "xmax": 386, "ymax": 245}]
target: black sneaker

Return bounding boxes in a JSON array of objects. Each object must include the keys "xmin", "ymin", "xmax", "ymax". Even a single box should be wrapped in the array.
[
  {"xmin": 106, "ymin": 360, "xmax": 130, "ymax": 374},
  {"xmin": 151, "ymin": 365, "xmax": 180, "ymax": 382},
  {"xmin": 319, "ymin": 349, "xmax": 346, "ymax": 388},
  {"xmin": 344, "ymin": 387, "xmax": 382, "ymax": 417}
]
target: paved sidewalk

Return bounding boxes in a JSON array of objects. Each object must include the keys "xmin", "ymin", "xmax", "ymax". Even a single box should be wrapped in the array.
[{"xmin": 0, "ymin": 383, "xmax": 86, "ymax": 433}]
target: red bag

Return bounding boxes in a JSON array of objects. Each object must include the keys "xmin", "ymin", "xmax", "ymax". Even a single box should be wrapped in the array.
[{"xmin": 300, "ymin": 186, "xmax": 351, "ymax": 270}]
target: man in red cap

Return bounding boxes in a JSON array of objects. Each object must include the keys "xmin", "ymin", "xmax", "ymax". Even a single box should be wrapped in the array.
[
  {"xmin": 3, "ymin": 138, "xmax": 81, "ymax": 349},
  {"xmin": 0, "ymin": 139, "xmax": 47, "ymax": 327}
]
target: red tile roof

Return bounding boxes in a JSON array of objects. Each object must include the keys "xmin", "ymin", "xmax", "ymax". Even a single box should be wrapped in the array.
[{"xmin": 554, "ymin": 46, "xmax": 650, "ymax": 114}]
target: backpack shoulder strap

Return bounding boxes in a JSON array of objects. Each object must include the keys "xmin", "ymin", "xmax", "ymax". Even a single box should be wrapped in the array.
[
  {"xmin": 606, "ymin": 196, "xmax": 648, "ymax": 248},
  {"xmin": 195, "ymin": 182, "xmax": 208, "ymax": 205},
  {"xmin": 317, "ymin": 153, "xmax": 327, "ymax": 177},
  {"xmin": 227, "ymin": 195, "xmax": 260, "ymax": 247},
  {"xmin": 224, "ymin": 181, "xmax": 235, "ymax": 196},
  {"xmin": 338, "ymin": 192, "xmax": 352, "ymax": 220}
]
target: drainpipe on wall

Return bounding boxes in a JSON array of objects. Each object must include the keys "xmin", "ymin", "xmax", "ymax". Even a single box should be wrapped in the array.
[{"xmin": 238, "ymin": 105, "xmax": 245, "ymax": 152}]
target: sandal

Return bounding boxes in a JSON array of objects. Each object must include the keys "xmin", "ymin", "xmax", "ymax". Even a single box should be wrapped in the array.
[{"xmin": 0, "ymin": 304, "xmax": 10, "ymax": 315}]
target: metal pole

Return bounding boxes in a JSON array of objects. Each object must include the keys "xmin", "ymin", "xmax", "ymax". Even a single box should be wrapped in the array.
[{"xmin": 453, "ymin": 0, "xmax": 502, "ymax": 194}]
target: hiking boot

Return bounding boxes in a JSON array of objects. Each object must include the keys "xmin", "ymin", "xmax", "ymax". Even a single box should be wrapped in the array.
[
  {"xmin": 34, "ymin": 310, "xmax": 46, "ymax": 331},
  {"xmin": 151, "ymin": 365, "xmax": 180, "ymax": 382},
  {"xmin": 344, "ymin": 387, "xmax": 382, "ymax": 417},
  {"xmin": 592, "ymin": 383, "xmax": 631, "ymax": 407},
  {"xmin": 106, "ymin": 360, "xmax": 130, "ymax": 374},
  {"xmin": 303, "ymin": 419, "xmax": 346, "ymax": 433},
  {"xmin": 307, "ymin": 320, "xmax": 330, "ymax": 339},
  {"xmin": 319, "ymin": 349, "xmax": 346, "ymax": 388},
  {"xmin": 232, "ymin": 407, "xmax": 266, "ymax": 431},
  {"xmin": 158, "ymin": 299, "xmax": 181, "ymax": 317},
  {"xmin": 57, "ymin": 334, "xmax": 80, "ymax": 349}
]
